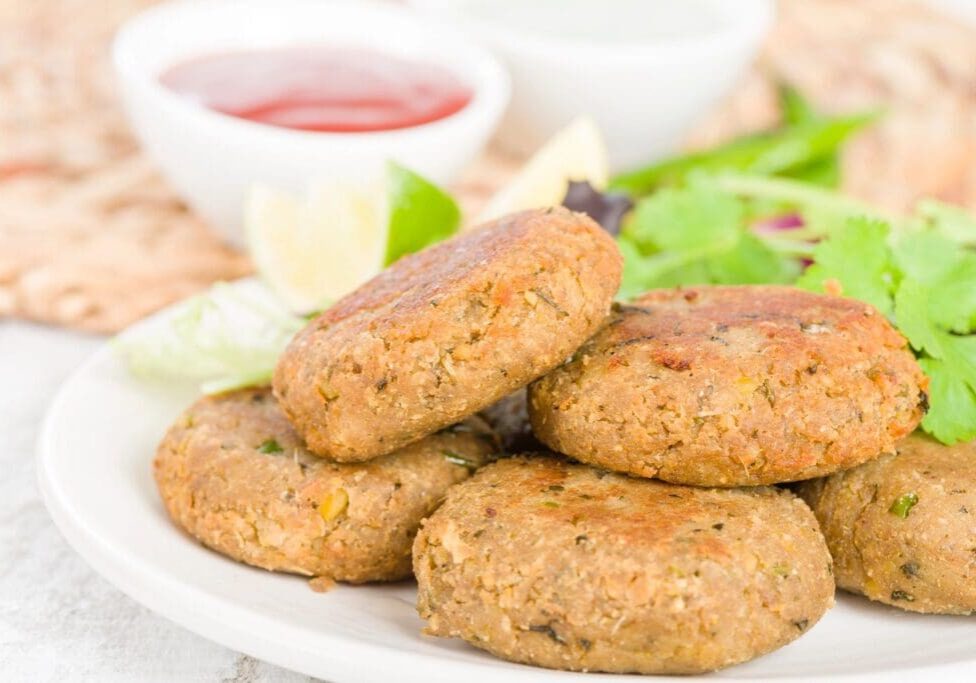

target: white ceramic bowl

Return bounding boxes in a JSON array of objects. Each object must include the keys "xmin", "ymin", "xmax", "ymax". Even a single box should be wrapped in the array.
[
  {"xmin": 410, "ymin": 0, "xmax": 772, "ymax": 171},
  {"xmin": 113, "ymin": 0, "xmax": 510, "ymax": 245}
]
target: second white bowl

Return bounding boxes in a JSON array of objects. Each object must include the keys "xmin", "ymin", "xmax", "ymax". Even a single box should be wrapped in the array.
[{"xmin": 411, "ymin": 0, "xmax": 772, "ymax": 172}]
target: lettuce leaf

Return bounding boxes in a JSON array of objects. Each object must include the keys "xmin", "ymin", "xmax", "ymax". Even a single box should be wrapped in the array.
[{"xmin": 116, "ymin": 281, "xmax": 304, "ymax": 394}]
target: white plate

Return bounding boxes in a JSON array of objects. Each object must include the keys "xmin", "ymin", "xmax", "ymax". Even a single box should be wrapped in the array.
[{"xmin": 37, "ymin": 279, "xmax": 976, "ymax": 682}]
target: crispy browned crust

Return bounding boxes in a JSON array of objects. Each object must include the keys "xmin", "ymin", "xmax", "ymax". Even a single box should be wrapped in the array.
[
  {"xmin": 797, "ymin": 434, "xmax": 976, "ymax": 615},
  {"xmin": 273, "ymin": 208, "xmax": 622, "ymax": 461},
  {"xmin": 154, "ymin": 388, "xmax": 497, "ymax": 583},
  {"xmin": 529, "ymin": 286, "xmax": 928, "ymax": 486},
  {"xmin": 414, "ymin": 456, "xmax": 834, "ymax": 674}
]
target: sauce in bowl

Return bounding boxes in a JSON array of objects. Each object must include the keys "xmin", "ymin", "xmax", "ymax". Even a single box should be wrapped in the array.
[{"xmin": 160, "ymin": 47, "xmax": 473, "ymax": 133}]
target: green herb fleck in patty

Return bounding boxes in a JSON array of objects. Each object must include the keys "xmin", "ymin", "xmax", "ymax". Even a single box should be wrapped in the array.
[
  {"xmin": 443, "ymin": 451, "xmax": 477, "ymax": 471},
  {"xmin": 889, "ymin": 493, "xmax": 919, "ymax": 518},
  {"xmin": 257, "ymin": 438, "xmax": 283, "ymax": 454}
]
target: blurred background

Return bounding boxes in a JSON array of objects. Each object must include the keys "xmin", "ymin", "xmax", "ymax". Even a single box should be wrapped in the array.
[{"xmin": 3, "ymin": 0, "xmax": 976, "ymax": 334}]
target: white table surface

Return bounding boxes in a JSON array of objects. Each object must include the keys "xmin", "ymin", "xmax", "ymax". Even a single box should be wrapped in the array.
[{"xmin": 0, "ymin": 321, "xmax": 318, "ymax": 682}]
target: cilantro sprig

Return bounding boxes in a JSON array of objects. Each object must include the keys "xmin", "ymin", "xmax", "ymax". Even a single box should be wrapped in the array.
[{"xmin": 617, "ymin": 176, "xmax": 800, "ymax": 298}]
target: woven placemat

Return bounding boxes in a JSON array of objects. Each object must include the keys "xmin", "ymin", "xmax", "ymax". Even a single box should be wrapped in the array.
[
  {"xmin": 0, "ymin": 0, "xmax": 250, "ymax": 334},
  {"xmin": 2, "ymin": 0, "xmax": 975, "ymax": 333}
]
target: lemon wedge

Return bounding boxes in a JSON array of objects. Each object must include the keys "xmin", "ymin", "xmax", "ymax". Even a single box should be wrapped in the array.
[
  {"xmin": 479, "ymin": 117, "xmax": 610, "ymax": 222},
  {"xmin": 245, "ymin": 163, "xmax": 460, "ymax": 314},
  {"xmin": 245, "ymin": 180, "xmax": 386, "ymax": 314}
]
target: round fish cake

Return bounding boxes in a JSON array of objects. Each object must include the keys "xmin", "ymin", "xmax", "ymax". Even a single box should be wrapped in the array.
[
  {"xmin": 155, "ymin": 388, "xmax": 497, "ymax": 583},
  {"xmin": 273, "ymin": 207, "xmax": 622, "ymax": 462},
  {"xmin": 528, "ymin": 286, "xmax": 928, "ymax": 486},
  {"xmin": 797, "ymin": 434, "xmax": 976, "ymax": 614},
  {"xmin": 413, "ymin": 456, "xmax": 834, "ymax": 675}
]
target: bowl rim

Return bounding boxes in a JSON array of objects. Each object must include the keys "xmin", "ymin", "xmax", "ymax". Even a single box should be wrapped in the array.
[
  {"xmin": 112, "ymin": 0, "xmax": 511, "ymax": 147},
  {"xmin": 408, "ymin": 0, "xmax": 775, "ymax": 63}
]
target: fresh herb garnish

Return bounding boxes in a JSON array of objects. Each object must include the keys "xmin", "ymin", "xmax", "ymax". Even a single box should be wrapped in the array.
[
  {"xmin": 609, "ymin": 87, "xmax": 876, "ymax": 196},
  {"xmin": 796, "ymin": 217, "xmax": 896, "ymax": 315},
  {"xmin": 780, "ymin": 85, "xmax": 819, "ymax": 126},
  {"xmin": 889, "ymin": 493, "xmax": 919, "ymax": 518},
  {"xmin": 617, "ymin": 175, "xmax": 800, "ymax": 298},
  {"xmin": 257, "ymin": 438, "xmax": 283, "ymax": 454}
]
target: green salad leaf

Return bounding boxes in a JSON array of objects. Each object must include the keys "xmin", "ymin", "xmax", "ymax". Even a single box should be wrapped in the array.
[
  {"xmin": 780, "ymin": 85, "xmax": 820, "ymax": 125},
  {"xmin": 895, "ymin": 278, "xmax": 976, "ymax": 444},
  {"xmin": 629, "ymin": 177, "xmax": 744, "ymax": 252},
  {"xmin": 617, "ymin": 177, "xmax": 798, "ymax": 297},
  {"xmin": 796, "ymin": 217, "xmax": 896, "ymax": 315},
  {"xmin": 598, "ymin": 87, "xmax": 975, "ymax": 444},
  {"xmin": 915, "ymin": 199, "xmax": 976, "ymax": 247},
  {"xmin": 116, "ymin": 282, "xmax": 305, "ymax": 394},
  {"xmin": 777, "ymin": 86, "xmax": 844, "ymax": 187},
  {"xmin": 920, "ymin": 355, "xmax": 976, "ymax": 444},
  {"xmin": 609, "ymin": 95, "xmax": 876, "ymax": 196}
]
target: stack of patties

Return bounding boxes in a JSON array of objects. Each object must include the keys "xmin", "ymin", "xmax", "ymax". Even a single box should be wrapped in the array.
[
  {"xmin": 154, "ymin": 207, "xmax": 618, "ymax": 585},
  {"xmin": 154, "ymin": 207, "xmax": 949, "ymax": 677},
  {"xmin": 544, "ymin": 288, "xmax": 976, "ymax": 621},
  {"xmin": 413, "ymin": 283, "xmax": 929, "ymax": 675}
]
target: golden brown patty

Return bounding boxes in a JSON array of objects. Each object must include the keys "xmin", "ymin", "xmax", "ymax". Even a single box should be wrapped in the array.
[
  {"xmin": 528, "ymin": 286, "xmax": 928, "ymax": 486},
  {"xmin": 154, "ymin": 388, "xmax": 497, "ymax": 583},
  {"xmin": 273, "ymin": 207, "xmax": 621, "ymax": 462},
  {"xmin": 797, "ymin": 434, "xmax": 976, "ymax": 614},
  {"xmin": 413, "ymin": 456, "xmax": 834, "ymax": 675}
]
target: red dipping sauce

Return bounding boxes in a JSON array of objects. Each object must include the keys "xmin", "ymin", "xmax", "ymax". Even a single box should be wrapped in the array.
[{"xmin": 160, "ymin": 47, "xmax": 473, "ymax": 133}]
